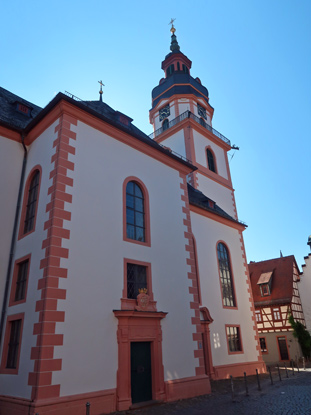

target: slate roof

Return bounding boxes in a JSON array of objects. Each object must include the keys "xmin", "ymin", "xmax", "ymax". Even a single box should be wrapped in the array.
[
  {"xmin": 0, "ymin": 87, "xmax": 42, "ymax": 130},
  {"xmin": 0, "ymin": 88, "xmax": 195, "ymax": 171},
  {"xmin": 1, "ymin": 87, "xmax": 243, "ymax": 235},
  {"xmin": 248, "ymin": 256, "xmax": 298, "ymax": 307},
  {"xmin": 187, "ymin": 184, "xmax": 244, "ymax": 226},
  {"xmin": 81, "ymin": 100, "xmax": 148, "ymax": 139}
]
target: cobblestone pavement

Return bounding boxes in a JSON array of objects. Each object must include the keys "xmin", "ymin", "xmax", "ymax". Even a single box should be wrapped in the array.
[{"xmin": 115, "ymin": 368, "xmax": 311, "ymax": 415}]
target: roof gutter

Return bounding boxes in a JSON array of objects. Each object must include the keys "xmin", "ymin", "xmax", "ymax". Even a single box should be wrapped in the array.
[{"xmin": 0, "ymin": 134, "xmax": 28, "ymax": 348}]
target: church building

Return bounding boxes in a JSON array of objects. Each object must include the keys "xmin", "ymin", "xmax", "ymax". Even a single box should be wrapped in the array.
[{"xmin": 0, "ymin": 25, "xmax": 264, "ymax": 415}]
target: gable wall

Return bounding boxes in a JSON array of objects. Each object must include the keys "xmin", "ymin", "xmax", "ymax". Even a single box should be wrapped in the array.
[{"xmin": 51, "ymin": 120, "xmax": 199, "ymax": 397}]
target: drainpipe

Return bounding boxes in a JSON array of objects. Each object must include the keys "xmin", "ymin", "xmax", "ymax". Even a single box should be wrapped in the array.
[{"xmin": 0, "ymin": 134, "xmax": 28, "ymax": 349}]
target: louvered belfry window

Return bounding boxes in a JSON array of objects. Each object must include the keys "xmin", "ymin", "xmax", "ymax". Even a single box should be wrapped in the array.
[
  {"xmin": 127, "ymin": 263, "xmax": 147, "ymax": 299},
  {"xmin": 126, "ymin": 181, "xmax": 145, "ymax": 242},
  {"xmin": 217, "ymin": 243, "xmax": 236, "ymax": 307},
  {"xmin": 23, "ymin": 170, "xmax": 40, "ymax": 234}
]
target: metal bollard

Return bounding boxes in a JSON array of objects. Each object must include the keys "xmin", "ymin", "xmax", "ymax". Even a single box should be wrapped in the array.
[
  {"xmin": 230, "ymin": 375, "xmax": 235, "ymax": 402},
  {"xmin": 291, "ymin": 360, "xmax": 295, "ymax": 376},
  {"xmin": 303, "ymin": 356, "xmax": 306, "ymax": 370},
  {"xmin": 244, "ymin": 372, "xmax": 249, "ymax": 396},
  {"xmin": 297, "ymin": 357, "xmax": 300, "ymax": 373},
  {"xmin": 256, "ymin": 368, "xmax": 261, "ymax": 391},
  {"xmin": 268, "ymin": 366, "xmax": 273, "ymax": 385},
  {"xmin": 277, "ymin": 364, "xmax": 282, "ymax": 381},
  {"xmin": 86, "ymin": 402, "xmax": 90, "ymax": 415},
  {"xmin": 284, "ymin": 362, "xmax": 289, "ymax": 378}
]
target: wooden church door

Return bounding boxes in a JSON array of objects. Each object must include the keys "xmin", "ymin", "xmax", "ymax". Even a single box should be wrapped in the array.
[{"xmin": 130, "ymin": 342, "xmax": 152, "ymax": 404}]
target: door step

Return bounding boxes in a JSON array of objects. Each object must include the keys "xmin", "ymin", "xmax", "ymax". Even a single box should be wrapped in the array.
[{"xmin": 130, "ymin": 400, "xmax": 163, "ymax": 410}]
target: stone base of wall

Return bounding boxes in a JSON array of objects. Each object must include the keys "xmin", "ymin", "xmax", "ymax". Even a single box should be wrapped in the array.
[
  {"xmin": 0, "ymin": 374, "xmax": 212, "ymax": 414},
  {"xmin": 0, "ymin": 389, "xmax": 116, "ymax": 415},
  {"xmin": 165, "ymin": 374, "xmax": 211, "ymax": 402},
  {"xmin": 213, "ymin": 360, "xmax": 266, "ymax": 379}
]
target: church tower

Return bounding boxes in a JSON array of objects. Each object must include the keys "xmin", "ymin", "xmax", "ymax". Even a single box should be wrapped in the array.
[
  {"xmin": 149, "ymin": 23, "xmax": 237, "ymax": 220},
  {"xmin": 150, "ymin": 24, "xmax": 265, "ymax": 380}
]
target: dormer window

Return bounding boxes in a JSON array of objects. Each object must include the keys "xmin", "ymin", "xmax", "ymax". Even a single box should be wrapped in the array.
[
  {"xmin": 208, "ymin": 200, "xmax": 215, "ymax": 209},
  {"xmin": 16, "ymin": 103, "xmax": 30, "ymax": 116},
  {"xmin": 257, "ymin": 271, "xmax": 273, "ymax": 296}
]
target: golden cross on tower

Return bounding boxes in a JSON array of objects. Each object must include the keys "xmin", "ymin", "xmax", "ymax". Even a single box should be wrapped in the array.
[
  {"xmin": 169, "ymin": 18, "xmax": 176, "ymax": 34},
  {"xmin": 98, "ymin": 80, "xmax": 105, "ymax": 102}
]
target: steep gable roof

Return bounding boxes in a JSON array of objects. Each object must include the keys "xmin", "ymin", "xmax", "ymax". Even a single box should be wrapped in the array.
[
  {"xmin": 0, "ymin": 88, "xmax": 195, "ymax": 172},
  {"xmin": 249, "ymin": 256, "xmax": 298, "ymax": 307}
]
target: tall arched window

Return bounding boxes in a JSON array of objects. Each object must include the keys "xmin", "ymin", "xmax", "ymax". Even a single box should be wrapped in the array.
[
  {"xmin": 126, "ymin": 181, "xmax": 145, "ymax": 242},
  {"xmin": 217, "ymin": 243, "xmax": 236, "ymax": 307},
  {"xmin": 23, "ymin": 170, "xmax": 40, "ymax": 234},
  {"xmin": 19, "ymin": 167, "xmax": 41, "ymax": 239},
  {"xmin": 162, "ymin": 118, "xmax": 169, "ymax": 131},
  {"xmin": 206, "ymin": 148, "xmax": 216, "ymax": 173}
]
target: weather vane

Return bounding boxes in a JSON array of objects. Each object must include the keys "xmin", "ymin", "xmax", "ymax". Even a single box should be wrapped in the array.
[
  {"xmin": 169, "ymin": 18, "xmax": 176, "ymax": 34},
  {"xmin": 98, "ymin": 80, "xmax": 105, "ymax": 102}
]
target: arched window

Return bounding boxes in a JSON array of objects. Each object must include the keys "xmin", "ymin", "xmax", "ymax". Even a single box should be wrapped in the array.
[
  {"xmin": 206, "ymin": 149, "xmax": 216, "ymax": 173},
  {"xmin": 162, "ymin": 118, "xmax": 169, "ymax": 131},
  {"xmin": 217, "ymin": 243, "xmax": 236, "ymax": 307},
  {"xmin": 23, "ymin": 170, "xmax": 40, "ymax": 234},
  {"xmin": 18, "ymin": 167, "xmax": 41, "ymax": 239},
  {"xmin": 126, "ymin": 181, "xmax": 145, "ymax": 242}
]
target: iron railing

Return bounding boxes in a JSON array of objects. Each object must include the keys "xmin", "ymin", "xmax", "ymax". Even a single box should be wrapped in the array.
[
  {"xmin": 157, "ymin": 143, "xmax": 192, "ymax": 164},
  {"xmin": 149, "ymin": 110, "xmax": 231, "ymax": 146}
]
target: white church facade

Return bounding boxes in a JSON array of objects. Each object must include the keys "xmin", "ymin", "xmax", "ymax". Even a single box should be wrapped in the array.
[{"xmin": 0, "ymin": 26, "xmax": 265, "ymax": 415}]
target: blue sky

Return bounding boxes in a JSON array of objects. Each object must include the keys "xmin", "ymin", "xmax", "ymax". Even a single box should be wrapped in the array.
[{"xmin": 1, "ymin": 1, "xmax": 310, "ymax": 266}]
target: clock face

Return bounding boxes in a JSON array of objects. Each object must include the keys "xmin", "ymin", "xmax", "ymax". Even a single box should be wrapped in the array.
[
  {"xmin": 197, "ymin": 104, "xmax": 207, "ymax": 120},
  {"xmin": 159, "ymin": 104, "xmax": 170, "ymax": 121}
]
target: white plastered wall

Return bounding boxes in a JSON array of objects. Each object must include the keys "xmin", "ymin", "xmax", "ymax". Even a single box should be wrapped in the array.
[
  {"xmin": 178, "ymin": 99, "xmax": 191, "ymax": 116},
  {"xmin": 300, "ymin": 254, "xmax": 311, "ymax": 334},
  {"xmin": 52, "ymin": 120, "xmax": 198, "ymax": 397},
  {"xmin": 0, "ymin": 136, "xmax": 23, "ymax": 311},
  {"xmin": 152, "ymin": 99, "xmax": 174, "ymax": 131},
  {"xmin": 0, "ymin": 120, "xmax": 59, "ymax": 398},
  {"xmin": 196, "ymin": 174, "xmax": 236, "ymax": 218},
  {"xmin": 157, "ymin": 130, "xmax": 187, "ymax": 160},
  {"xmin": 192, "ymin": 130, "xmax": 228, "ymax": 180},
  {"xmin": 191, "ymin": 211, "xmax": 258, "ymax": 367}
]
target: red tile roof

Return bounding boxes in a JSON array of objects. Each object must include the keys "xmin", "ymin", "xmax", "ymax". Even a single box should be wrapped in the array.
[{"xmin": 248, "ymin": 256, "xmax": 297, "ymax": 307}]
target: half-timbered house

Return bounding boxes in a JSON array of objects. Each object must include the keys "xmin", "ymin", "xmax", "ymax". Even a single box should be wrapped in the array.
[{"xmin": 249, "ymin": 256, "xmax": 305, "ymax": 364}]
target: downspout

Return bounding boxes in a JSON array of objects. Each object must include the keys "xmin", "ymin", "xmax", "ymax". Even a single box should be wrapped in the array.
[{"xmin": 0, "ymin": 133, "xmax": 28, "ymax": 349}]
